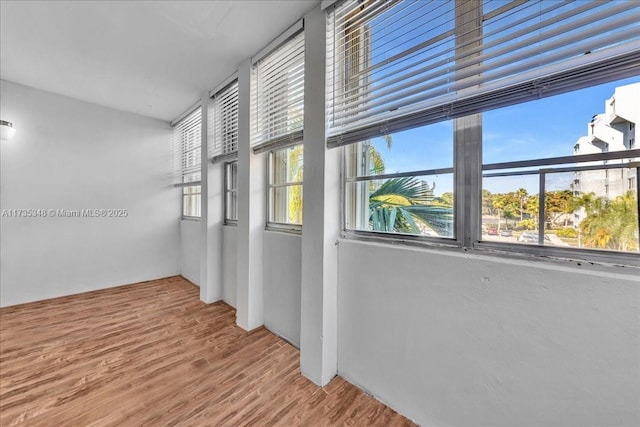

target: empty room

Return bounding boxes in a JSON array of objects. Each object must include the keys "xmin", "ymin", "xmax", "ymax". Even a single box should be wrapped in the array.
[{"xmin": 1, "ymin": 0, "xmax": 639, "ymax": 426}]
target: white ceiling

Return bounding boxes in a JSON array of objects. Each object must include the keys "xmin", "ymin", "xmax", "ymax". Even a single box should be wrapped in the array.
[{"xmin": 0, "ymin": 0, "xmax": 320, "ymax": 122}]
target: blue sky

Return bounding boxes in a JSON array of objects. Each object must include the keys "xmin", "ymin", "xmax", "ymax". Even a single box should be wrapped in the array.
[{"xmin": 370, "ymin": 76, "xmax": 638, "ymax": 196}]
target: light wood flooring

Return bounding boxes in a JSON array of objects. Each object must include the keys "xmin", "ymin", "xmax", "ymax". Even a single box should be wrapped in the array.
[{"xmin": 0, "ymin": 276, "xmax": 414, "ymax": 426}]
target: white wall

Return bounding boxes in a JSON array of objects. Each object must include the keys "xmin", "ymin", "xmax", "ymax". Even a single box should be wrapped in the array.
[
  {"xmin": 263, "ymin": 230, "xmax": 302, "ymax": 347},
  {"xmin": 179, "ymin": 219, "xmax": 201, "ymax": 286},
  {"xmin": 222, "ymin": 225, "xmax": 237, "ymax": 307},
  {"xmin": 338, "ymin": 239, "xmax": 640, "ymax": 427},
  {"xmin": 0, "ymin": 80, "xmax": 180, "ymax": 307}
]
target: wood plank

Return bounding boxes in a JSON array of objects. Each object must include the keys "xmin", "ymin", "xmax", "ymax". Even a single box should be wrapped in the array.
[{"xmin": 0, "ymin": 276, "xmax": 415, "ymax": 426}]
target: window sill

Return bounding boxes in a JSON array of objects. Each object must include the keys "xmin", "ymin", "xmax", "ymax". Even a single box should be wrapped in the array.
[
  {"xmin": 474, "ymin": 240, "xmax": 640, "ymax": 269},
  {"xmin": 266, "ymin": 223, "xmax": 302, "ymax": 235},
  {"xmin": 341, "ymin": 229, "xmax": 460, "ymax": 250},
  {"xmin": 181, "ymin": 216, "xmax": 201, "ymax": 222},
  {"xmin": 341, "ymin": 231, "xmax": 640, "ymax": 270}
]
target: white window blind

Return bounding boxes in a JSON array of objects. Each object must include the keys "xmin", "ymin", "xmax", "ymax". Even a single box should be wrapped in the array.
[
  {"xmin": 251, "ymin": 31, "xmax": 305, "ymax": 153},
  {"xmin": 210, "ymin": 80, "xmax": 239, "ymax": 159},
  {"xmin": 326, "ymin": 0, "xmax": 640, "ymax": 147},
  {"xmin": 173, "ymin": 108, "xmax": 202, "ymax": 184}
]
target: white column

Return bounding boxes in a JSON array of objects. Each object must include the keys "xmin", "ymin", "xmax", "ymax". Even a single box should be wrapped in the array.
[
  {"xmin": 200, "ymin": 92, "xmax": 223, "ymax": 303},
  {"xmin": 236, "ymin": 59, "xmax": 265, "ymax": 330},
  {"xmin": 300, "ymin": 5, "xmax": 339, "ymax": 386}
]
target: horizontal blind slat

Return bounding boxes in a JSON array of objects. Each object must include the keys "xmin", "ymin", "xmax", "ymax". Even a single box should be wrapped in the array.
[
  {"xmin": 173, "ymin": 108, "xmax": 202, "ymax": 184},
  {"xmin": 326, "ymin": 0, "xmax": 640, "ymax": 145},
  {"xmin": 211, "ymin": 79, "xmax": 239, "ymax": 157},
  {"xmin": 252, "ymin": 31, "xmax": 305, "ymax": 149}
]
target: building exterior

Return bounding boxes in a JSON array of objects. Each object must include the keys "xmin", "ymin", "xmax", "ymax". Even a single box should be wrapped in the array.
[{"xmin": 573, "ymin": 83, "xmax": 638, "ymax": 201}]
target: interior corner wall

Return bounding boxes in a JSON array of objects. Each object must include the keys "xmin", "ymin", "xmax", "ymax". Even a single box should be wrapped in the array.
[
  {"xmin": 179, "ymin": 219, "xmax": 201, "ymax": 286},
  {"xmin": 337, "ymin": 239, "xmax": 640, "ymax": 427},
  {"xmin": 0, "ymin": 80, "xmax": 180, "ymax": 307},
  {"xmin": 263, "ymin": 230, "xmax": 302, "ymax": 347}
]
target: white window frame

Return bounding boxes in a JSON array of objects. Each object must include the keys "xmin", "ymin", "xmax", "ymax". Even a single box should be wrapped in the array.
[
  {"xmin": 267, "ymin": 144, "xmax": 304, "ymax": 232},
  {"xmin": 182, "ymin": 185, "xmax": 201, "ymax": 220}
]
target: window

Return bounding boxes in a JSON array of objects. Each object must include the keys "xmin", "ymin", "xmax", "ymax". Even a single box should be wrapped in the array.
[
  {"xmin": 211, "ymin": 79, "xmax": 239, "ymax": 224},
  {"xmin": 344, "ymin": 123, "xmax": 454, "ymax": 238},
  {"xmin": 224, "ymin": 161, "xmax": 238, "ymax": 224},
  {"xmin": 482, "ymin": 81, "xmax": 639, "ymax": 254},
  {"xmin": 182, "ymin": 185, "xmax": 201, "ymax": 218},
  {"xmin": 173, "ymin": 108, "xmax": 202, "ymax": 219},
  {"xmin": 269, "ymin": 145, "xmax": 303, "ymax": 226},
  {"xmin": 210, "ymin": 79, "xmax": 239, "ymax": 159},
  {"xmin": 251, "ymin": 26, "xmax": 305, "ymax": 229},
  {"xmin": 329, "ymin": 0, "xmax": 640, "ymax": 261}
]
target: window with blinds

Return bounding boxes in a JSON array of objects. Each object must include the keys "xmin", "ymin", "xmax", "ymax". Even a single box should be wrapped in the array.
[
  {"xmin": 173, "ymin": 108, "xmax": 202, "ymax": 184},
  {"xmin": 326, "ymin": 0, "xmax": 640, "ymax": 147},
  {"xmin": 332, "ymin": 0, "xmax": 640, "ymax": 262},
  {"xmin": 173, "ymin": 107, "xmax": 202, "ymax": 218},
  {"xmin": 251, "ymin": 31, "xmax": 305, "ymax": 153},
  {"xmin": 210, "ymin": 80, "xmax": 239, "ymax": 159}
]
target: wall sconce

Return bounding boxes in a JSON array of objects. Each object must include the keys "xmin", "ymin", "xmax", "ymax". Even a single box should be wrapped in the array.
[{"xmin": 1, "ymin": 120, "xmax": 16, "ymax": 142}]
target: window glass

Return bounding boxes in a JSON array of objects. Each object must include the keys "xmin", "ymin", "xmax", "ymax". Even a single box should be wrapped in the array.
[
  {"xmin": 183, "ymin": 186, "xmax": 201, "ymax": 218},
  {"xmin": 482, "ymin": 79, "xmax": 639, "ymax": 253},
  {"xmin": 225, "ymin": 162, "xmax": 238, "ymax": 223},
  {"xmin": 345, "ymin": 122, "xmax": 454, "ymax": 238},
  {"xmin": 269, "ymin": 145, "xmax": 303, "ymax": 226}
]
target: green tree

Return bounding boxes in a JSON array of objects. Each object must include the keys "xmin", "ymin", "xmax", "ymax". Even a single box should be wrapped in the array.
[
  {"xmin": 516, "ymin": 188, "xmax": 528, "ymax": 222},
  {"xmin": 579, "ymin": 191, "xmax": 638, "ymax": 252},
  {"xmin": 437, "ymin": 192, "xmax": 454, "ymax": 207},
  {"xmin": 526, "ymin": 190, "xmax": 575, "ymax": 229},
  {"xmin": 546, "ymin": 190, "xmax": 574, "ymax": 227},
  {"xmin": 482, "ymin": 189, "xmax": 496, "ymax": 216},
  {"xmin": 493, "ymin": 193, "xmax": 519, "ymax": 229}
]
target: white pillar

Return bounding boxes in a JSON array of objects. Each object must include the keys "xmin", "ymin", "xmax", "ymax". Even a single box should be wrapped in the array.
[
  {"xmin": 200, "ymin": 92, "xmax": 223, "ymax": 303},
  {"xmin": 236, "ymin": 59, "xmax": 265, "ymax": 330},
  {"xmin": 197, "ymin": 93, "xmax": 219, "ymax": 303},
  {"xmin": 300, "ymin": 5, "xmax": 339, "ymax": 386}
]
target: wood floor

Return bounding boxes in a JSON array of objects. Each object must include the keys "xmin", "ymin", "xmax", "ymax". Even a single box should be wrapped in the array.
[{"xmin": 0, "ymin": 276, "xmax": 414, "ymax": 426}]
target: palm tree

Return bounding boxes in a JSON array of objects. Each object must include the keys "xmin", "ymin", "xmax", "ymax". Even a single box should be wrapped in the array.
[
  {"xmin": 365, "ymin": 136, "xmax": 453, "ymax": 237},
  {"xmin": 516, "ymin": 188, "xmax": 528, "ymax": 222},
  {"xmin": 369, "ymin": 176, "xmax": 453, "ymax": 236},
  {"xmin": 579, "ymin": 191, "xmax": 638, "ymax": 252}
]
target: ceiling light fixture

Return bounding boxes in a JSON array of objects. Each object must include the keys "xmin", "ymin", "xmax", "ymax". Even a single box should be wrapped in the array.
[{"xmin": 0, "ymin": 120, "xmax": 16, "ymax": 142}]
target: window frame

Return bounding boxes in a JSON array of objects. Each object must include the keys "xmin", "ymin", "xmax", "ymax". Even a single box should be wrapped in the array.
[
  {"xmin": 267, "ymin": 144, "xmax": 304, "ymax": 233},
  {"xmin": 224, "ymin": 161, "xmax": 238, "ymax": 225},
  {"xmin": 332, "ymin": 0, "xmax": 640, "ymax": 267},
  {"xmin": 181, "ymin": 184, "xmax": 202, "ymax": 220},
  {"xmin": 341, "ymin": 133, "xmax": 457, "ymax": 244}
]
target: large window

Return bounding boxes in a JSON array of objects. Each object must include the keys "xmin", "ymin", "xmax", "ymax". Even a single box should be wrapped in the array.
[
  {"xmin": 269, "ymin": 145, "xmax": 303, "ymax": 226},
  {"xmin": 251, "ymin": 26, "xmax": 305, "ymax": 229},
  {"xmin": 211, "ymin": 78, "xmax": 240, "ymax": 225},
  {"xmin": 173, "ymin": 108, "xmax": 202, "ymax": 219},
  {"xmin": 329, "ymin": 0, "xmax": 640, "ymax": 262}
]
